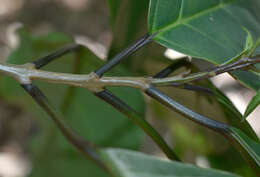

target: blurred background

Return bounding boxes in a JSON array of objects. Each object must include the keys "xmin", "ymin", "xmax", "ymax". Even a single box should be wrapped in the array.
[{"xmin": 0, "ymin": 0, "xmax": 259, "ymax": 177}]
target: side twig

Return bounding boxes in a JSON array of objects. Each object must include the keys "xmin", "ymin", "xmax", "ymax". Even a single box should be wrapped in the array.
[{"xmin": 152, "ymin": 57, "xmax": 260, "ymax": 86}]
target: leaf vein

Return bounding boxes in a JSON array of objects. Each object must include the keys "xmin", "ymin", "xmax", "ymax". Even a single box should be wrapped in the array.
[
  {"xmin": 183, "ymin": 23, "xmax": 239, "ymax": 53},
  {"xmin": 154, "ymin": 0, "xmax": 235, "ymax": 34}
]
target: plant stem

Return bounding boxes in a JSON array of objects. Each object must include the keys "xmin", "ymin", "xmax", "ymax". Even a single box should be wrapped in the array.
[
  {"xmin": 0, "ymin": 57, "xmax": 259, "ymax": 92},
  {"xmin": 152, "ymin": 57, "xmax": 260, "ymax": 86}
]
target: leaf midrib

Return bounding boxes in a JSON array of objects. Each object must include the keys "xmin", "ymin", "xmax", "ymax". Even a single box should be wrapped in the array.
[{"xmin": 153, "ymin": 0, "xmax": 236, "ymax": 34}]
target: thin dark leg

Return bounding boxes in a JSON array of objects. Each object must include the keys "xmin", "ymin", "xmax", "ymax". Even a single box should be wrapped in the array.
[
  {"xmin": 154, "ymin": 59, "xmax": 213, "ymax": 94},
  {"xmin": 32, "ymin": 44, "xmax": 81, "ymax": 69},
  {"xmin": 95, "ymin": 89, "xmax": 180, "ymax": 161},
  {"xmin": 145, "ymin": 86, "xmax": 230, "ymax": 133},
  {"xmin": 95, "ymin": 34, "xmax": 154, "ymax": 77},
  {"xmin": 21, "ymin": 83, "xmax": 108, "ymax": 171},
  {"xmin": 154, "ymin": 60, "xmax": 188, "ymax": 78}
]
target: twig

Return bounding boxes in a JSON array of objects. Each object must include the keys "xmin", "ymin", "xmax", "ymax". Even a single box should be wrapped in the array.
[
  {"xmin": 0, "ymin": 57, "xmax": 259, "ymax": 92},
  {"xmin": 152, "ymin": 57, "xmax": 260, "ymax": 86}
]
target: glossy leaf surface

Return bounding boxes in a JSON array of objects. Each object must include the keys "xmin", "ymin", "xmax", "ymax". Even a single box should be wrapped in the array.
[
  {"xmin": 148, "ymin": 0, "xmax": 260, "ymax": 90},
  {"xmin": 100, "ymin": 148, "xmax": 240, "ymax": 177}
]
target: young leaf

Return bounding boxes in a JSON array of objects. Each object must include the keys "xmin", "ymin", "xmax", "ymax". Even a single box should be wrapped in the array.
[
  {"xmin": 244, "ymin": 90, "xmax": 260, "ymax": 118},
  {"xmin": 100, "ymin": 148, "xmax": 241, "ymax": 177}
]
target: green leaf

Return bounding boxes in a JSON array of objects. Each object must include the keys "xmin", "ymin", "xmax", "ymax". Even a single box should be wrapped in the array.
[
  {"xmin": 212, "ymin": 88, "xmax": 260, "ymax": 174},
  {"xmin": 148, "ymin": 0, "xmax": 260, "ymax": 90},
  {"xmin": 148, "ymin": 0, "xmax": 247, "ymax": 63},
  {"xmin": 230, "ymin": 127, "xmax": 260, "ymax": 167},
  {"xmin": 212, "ymin": 87, "xmax": 259, "ymax": 142},
  {"xmin": 231, "ymin": 70, "xmax": 260, "ymax": 91},
  {"xmin": 209, "ymin": 86, "xmax": 260, "ymax": 175},
  {"xmin": 100, "ymin": 148, "xmax": 241, "ymax": 177},
  {"xmin": 244, "ymin": 90, "xmax": 260, "ymax": 118},
  {"xmin": 0, "ymin": 28, "xmax": 145, "ymax": 177}
]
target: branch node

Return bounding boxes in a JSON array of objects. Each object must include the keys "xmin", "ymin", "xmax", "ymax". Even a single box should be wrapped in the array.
[{"xmin": 84, "ymin": 72, "xmax": 105, "ymax": 92}]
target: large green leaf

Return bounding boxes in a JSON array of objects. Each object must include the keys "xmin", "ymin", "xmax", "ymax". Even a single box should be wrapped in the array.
[
  {"xmin": 148, "ymin": 0, "xmax": 260, "ymax": 90},
  {"xmin": 100, "ymin": 148, "xmax": 240, "ymax": 177},
  {"xmin": 0, "ymin": 28, "xmax": 145, "ymax": 177}
]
